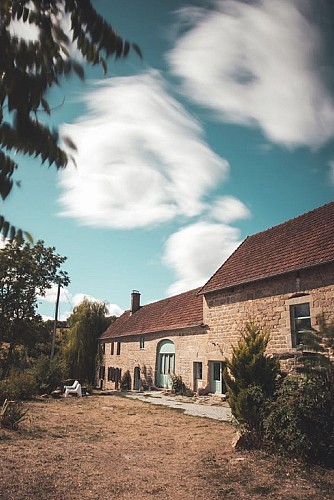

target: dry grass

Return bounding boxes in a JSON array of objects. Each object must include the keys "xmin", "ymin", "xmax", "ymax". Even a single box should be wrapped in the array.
[{"xmin": 0, "ymin": 394, "xmax": 333, "ymax": 499}]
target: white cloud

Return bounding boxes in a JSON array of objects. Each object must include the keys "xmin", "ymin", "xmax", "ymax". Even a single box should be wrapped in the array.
[
  {"xmin": 162, "ymin": 195, "xmax": 250, "ymax": 295},
  {"xmin": 58, "ymin": 71, "xmax": 229, "ymax": 228},
  {"xmin": 38, "ymin": 284, "xmax": 69, "ymax": 304},
  {"xmin": 209, "ymin": 195, "xmax": 250, "ymax": 223},
  {"xmin": 38, "ymin": 286, "xmax": 123, "ymax": 321},
  {"xmin": 163, "ymin": 220, "xmax": 242, "ymax": 296},
  {"xmin": 168, "ymin": 0, "xmax": 334, "ymax": 148}
]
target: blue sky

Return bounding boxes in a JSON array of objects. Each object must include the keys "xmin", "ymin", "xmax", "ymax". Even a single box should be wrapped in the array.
[{"xmin": 2, "ymin": 0, "xmax": 334, "ymax": 320}]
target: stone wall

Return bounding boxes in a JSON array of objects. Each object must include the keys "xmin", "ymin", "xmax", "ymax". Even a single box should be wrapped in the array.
[
  {"xmin": 98, "ymin": 262, "xmax": 334, "ymax": 391},
  {"xmin": 99, "ymin": 326, "xmax": 209, "ymax": 391},
  {"xmin": 203, "ymin": 262, "xmax": 334, "ymax": 368}
]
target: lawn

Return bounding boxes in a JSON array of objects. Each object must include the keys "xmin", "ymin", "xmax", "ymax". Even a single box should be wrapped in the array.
[{"xmin": 0, "ymin": 394, "xmax": 333, "ymax": 499}]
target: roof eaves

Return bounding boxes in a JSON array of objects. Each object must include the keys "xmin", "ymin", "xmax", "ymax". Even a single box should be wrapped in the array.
[
  {"xmin": 199, "ymin": 258, "xmax": 334, "ymax": 295},
  {"xmin": 101, "ymin": 322, "xmax": 206, "ymax": 340}
]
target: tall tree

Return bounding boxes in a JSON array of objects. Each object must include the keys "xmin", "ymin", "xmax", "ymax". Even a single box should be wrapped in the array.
[
  {"xmin": 0, "ymin": 1, "xmax": 141, "ymax": 240},
  {"xmin": 63, "ymin": 298, "xmax": 113, "ymax": 384},
  {"xmin": 0, "ymin": 238, "xmax": 69, "ymax": 375}
]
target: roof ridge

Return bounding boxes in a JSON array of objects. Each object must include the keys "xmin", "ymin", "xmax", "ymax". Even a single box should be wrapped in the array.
[
  {"xmin": 139, "ymin": 286, "xmax": 203, "ymax": 309},
  {"xmin": 248, "ymin": 201, "xmax": 334, "ymax": 239},
  {"xmin": 197, "ymin": 237, "xmax": 249, "ymax": 295},
  {"xmin": 200, "ymin": 201, "xmax": 334, "ymax": 294}
]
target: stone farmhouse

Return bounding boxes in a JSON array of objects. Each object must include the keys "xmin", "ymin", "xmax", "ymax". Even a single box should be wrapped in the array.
[{"xmin": 98, "ymin": 202, "xmax": 334, "ymax": 394}]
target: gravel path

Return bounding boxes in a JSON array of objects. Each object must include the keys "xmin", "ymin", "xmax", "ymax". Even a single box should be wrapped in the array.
[{"xmin": 124, "ymin": 391, "xmax": 232, "ymax": 422}]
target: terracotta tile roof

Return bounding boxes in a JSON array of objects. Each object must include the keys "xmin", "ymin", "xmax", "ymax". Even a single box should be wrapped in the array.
[
  {"xmin": 100, "ymin": 287, "xmax": 203, "ymax": 340},
  {"xmin": 199, "ymin": 202, "xmax": 334, "ymax": 295}
]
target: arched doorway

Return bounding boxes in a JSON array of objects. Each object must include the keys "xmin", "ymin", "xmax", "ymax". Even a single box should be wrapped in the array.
[
  {"xmin": 133, "ymin": 366, "xmax": 141, "ymax": 390},
  {"xmin": 156, "ymin": 339, "xmax": 175, "ymax": 389}
]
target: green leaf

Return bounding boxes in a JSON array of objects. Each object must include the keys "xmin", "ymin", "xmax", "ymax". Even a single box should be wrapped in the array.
[
  {"xmin": 123, "ymin": 41, "xmax": 130, "ymax": 57},
  {"xmin": 2, "ymin": 221, "xmax": 9, "ymax": 239},
  {"xmin": 16, "ymin": 4, "xmax": 23, "ymax": 21},
  {"xmin": 23, "ymin": 231, "xmax": 34, "ymax": 244},
  {"xmin": 63, "ymin": 136, "xmax": 77, "ymax": 151},
  {"xmin": 132, "ymin": 43, "xmax": 143, "ymax": 59},
  {"xmin": 9, "ymin": 225, "xmax": 16, "ymax": 241},
  {"xmin": 41, "ymin": 98, "xmax": 51, "ymax": 115},
  {"xmin": 101, "ymin": 58, "xmax": 107, "ymax": 75},
  {"xmin": 23, "ymin": 7, "xmax": 29, "ymax": 23},
  {"xmin": 72, "ymin": 62, "xmax": 85, "ymax": 80}
]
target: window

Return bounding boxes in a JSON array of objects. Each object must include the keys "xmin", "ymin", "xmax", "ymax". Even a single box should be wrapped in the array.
[
  {"xmin": 140, "ymin": 336, "xmax": 145, "ymax": 349},
  {"xmin": 290, "ymin": 302, "xmax": 311, "ymax": 347},
  {"xmin": 194, "ymin": 361, "xmax": 202, "ymax": 380},
  {"xmin": 116, "ymin": 342, "xmax": 121, "ymax": 355},
  {"xmin": 101, "ymin": 343, "xmax": 105, "ymax": 355},
  {"xmin": 110, "ymin": 342, "xmax": 114, "ymax": 355}
]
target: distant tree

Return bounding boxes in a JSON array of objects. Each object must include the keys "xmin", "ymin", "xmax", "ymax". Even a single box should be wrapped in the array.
[
  {"xmin": 0, "ymin": 1, "xmax": 141, "ymax": 240},
  {"xmin": 223, "ymin": 322, "xmax": 280, "ymax": 445},
  {"xmin": 0, "ymin": 239, "xmax": 69, "ymax": 375},
  {"xmin": 62, "ymin": 298, "xmax": 113, "ymax": 385}
]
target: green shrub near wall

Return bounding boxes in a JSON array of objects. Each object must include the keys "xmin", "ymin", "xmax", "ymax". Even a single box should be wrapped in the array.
[{"xmin": 264, "ymin": 373, "xmax": 334, "ymax": 464}]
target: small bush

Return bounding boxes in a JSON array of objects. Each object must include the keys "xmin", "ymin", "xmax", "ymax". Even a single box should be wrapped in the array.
[
  {"xmin": 264, "ymin": 375, "xmax": 334, "ymax": 464},
  {"xmin": 171, "ymin": 375, "xmax": 194, "ymax": 397},
  {"xmin": 0, "ymin": 370, "xmax": 37, "ymax": 402},
  {"xmin": 30, "ymin": 355, "xmax": 67, "ymax": 394},
  {"xmin": 120, "ymin": 370, "xmax": 132, "ymax": 391},
  {"xmin": 1, "ymin": 399, "xmax": 28, "ymax": 430}
]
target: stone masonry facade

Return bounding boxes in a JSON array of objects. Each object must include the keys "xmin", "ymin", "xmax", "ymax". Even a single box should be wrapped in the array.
[
  {"xmin": 203, "ymin": 262, "xmax": 334, "ymax": 370},
  {"xmin": 100, "ymin": 326, "xmax": 209, "ymax": 391},
  {"xmin": 99, "ymin": 262, "xmax": 334, "ymax": 392}
]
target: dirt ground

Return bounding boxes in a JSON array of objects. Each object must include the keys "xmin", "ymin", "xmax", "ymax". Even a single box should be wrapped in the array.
[{"xmin": 1, "ymin": 393, "xmax": 333, "ymax": 499}]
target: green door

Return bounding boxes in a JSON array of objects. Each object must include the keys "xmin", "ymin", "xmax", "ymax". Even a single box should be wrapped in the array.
[
  {"xmin": 210, "ymin": 361, "xmax": 225, "ymax": 394},
  {"xmin": 157, "ymin": 340, "xmax": 175, "ymax": 389}
]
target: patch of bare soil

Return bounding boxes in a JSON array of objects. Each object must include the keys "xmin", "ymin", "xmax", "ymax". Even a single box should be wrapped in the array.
[{"xmin": 0, "ymin": 394, "xmax": 333, "ymax": 499}]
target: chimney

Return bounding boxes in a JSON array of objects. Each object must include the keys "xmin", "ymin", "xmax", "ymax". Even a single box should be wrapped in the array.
[{"xmin": 131, "ymin": 290, "xmax": 141, "ymax": 314}]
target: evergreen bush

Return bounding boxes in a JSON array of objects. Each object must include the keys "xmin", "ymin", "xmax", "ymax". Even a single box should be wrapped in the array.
[
  {"xmin": 223, "ymin": 322, "xmax": 280, "ymax": 446},
  {"xmin": 264, "ymin": 373, "xmax": 334, "ymax": 464}
]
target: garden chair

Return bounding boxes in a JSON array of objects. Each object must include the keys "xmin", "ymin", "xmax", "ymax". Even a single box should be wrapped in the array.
[{"xmin": 64, "ymin": 380, "xmax": 82, "ymax": 397}]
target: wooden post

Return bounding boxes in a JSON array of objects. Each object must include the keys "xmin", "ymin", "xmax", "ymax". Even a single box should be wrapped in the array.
[{"xmin": 50, "ymin": 282, "xmax": 61, "ymax": 358}]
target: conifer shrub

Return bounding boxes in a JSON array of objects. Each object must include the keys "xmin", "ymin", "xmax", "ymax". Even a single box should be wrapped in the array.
[{"xmin": 223, "ymin": 322, "xmax": 280, "ymax": 446}]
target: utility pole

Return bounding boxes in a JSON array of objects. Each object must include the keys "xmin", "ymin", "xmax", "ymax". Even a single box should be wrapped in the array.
[{"xmin": 51, "ymin": 282, "xmax": 61, "ymax": 358}]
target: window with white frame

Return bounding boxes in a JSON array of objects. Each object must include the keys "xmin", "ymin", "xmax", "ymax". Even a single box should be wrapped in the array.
[
  {"xmin": 290, "ymin": 302, "xmax": 311, "ymax": 347},
  {"xmin": 140, "ymin": 336, "xmax": 145, "ymax": 349}
]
